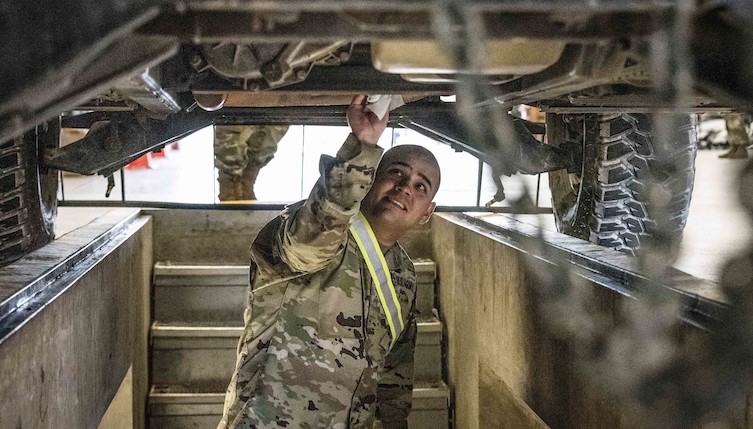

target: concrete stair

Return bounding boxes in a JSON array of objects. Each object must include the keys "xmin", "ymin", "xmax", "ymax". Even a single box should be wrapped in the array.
[{"xmin": 148, "ymin": 260, "xmax": 449, "ymax": 428}]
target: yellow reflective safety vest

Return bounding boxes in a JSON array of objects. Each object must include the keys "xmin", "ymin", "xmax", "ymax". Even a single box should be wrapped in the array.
[{"xmin": 349, "ymin": 212, "xmax": 405, "ymax": 345}]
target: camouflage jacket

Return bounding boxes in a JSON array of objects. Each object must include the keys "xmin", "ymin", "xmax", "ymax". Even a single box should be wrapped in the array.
[{"xmin": 219, "ymin": 134, "xmax": 418, "ymax": 429}]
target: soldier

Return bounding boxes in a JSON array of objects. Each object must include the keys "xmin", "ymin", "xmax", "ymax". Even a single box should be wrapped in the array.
[
  {"xmin": 719, "ymin": 113, "xmax": 751, "ymax": 159},
  {"xmin": 218, "ymin": 94, "xmax": 441, "ymax": 429},
  {"xmin": 214, "ymin": 125, "xmax": 290, "ymax": 201}
]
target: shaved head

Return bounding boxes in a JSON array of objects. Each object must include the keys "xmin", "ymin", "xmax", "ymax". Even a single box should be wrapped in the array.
[
  {"xmin": 362, "ymin": 143, "xmax": 441, "ymax": 246},
  {"xmin": 377, "ymin": 145, "xmax": 441, "ymax": 197}
]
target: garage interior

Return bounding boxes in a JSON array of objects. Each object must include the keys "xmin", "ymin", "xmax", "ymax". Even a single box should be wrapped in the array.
[
  {"xmin": 3, "ymin": 2, "xmax": 753, "ymax": 429},
  {"xmin": 0, "ymin": 201, "xmax": 741, "ymax": 428}
]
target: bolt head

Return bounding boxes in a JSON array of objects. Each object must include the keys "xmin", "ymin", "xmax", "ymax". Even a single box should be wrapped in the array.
[
  {"xmin": 190, "ymin": 54, "xmax": 203, "ymax": 67},
  {"xmin": 103, "ymin": 136, "xmax": 122, "ymax": 152}
]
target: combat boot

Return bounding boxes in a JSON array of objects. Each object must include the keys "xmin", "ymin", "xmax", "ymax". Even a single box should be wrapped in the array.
[
  {"xmin": 218, "ymin": 177, "xmax": 242, "ymax": 201},
  {"xmin": 240, "ymin": 160, "xmax": 262, "ymax": 200},
  {"xmin": 719, "ymin": 145, "xmax": 749, "ymax": 159}
]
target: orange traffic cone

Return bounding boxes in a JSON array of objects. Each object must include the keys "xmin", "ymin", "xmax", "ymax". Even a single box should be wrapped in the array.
[
  {"xmin": 126, "ymin": 153, "xmax": 154, "ymax": 169},
  {"xmin": 151, "ymin": 145, "xmax": 175, "ymax": 159}
]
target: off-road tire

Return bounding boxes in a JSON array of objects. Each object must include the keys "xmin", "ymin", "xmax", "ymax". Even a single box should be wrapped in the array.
[
  {"xmin": 548, "ymin": 113, "xmax": 697, "ymax": 254},
  {"xmin": 0, "ymin": 121, "xmax": 59, "ymax": 266}
]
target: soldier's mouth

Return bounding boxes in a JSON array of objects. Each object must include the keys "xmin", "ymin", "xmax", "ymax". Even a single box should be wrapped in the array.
[{"xmin": 387, "ymin": 198, "xmax": 406, "ymax": 210}]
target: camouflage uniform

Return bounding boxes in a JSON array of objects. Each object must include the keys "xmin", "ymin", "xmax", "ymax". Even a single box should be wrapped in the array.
[
  {"xmin": 720, "ymin": 113, "xmax": 750, "ymax": 159},
  {"xmin": 214, "ymin": 125, "xmax": 290, "ymax": 200},
  {"xmin": 219, "ymin": 134, "xmax": 418, "ymax": 429}
]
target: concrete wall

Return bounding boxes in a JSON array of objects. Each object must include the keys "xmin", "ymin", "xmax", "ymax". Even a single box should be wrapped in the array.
[
  {"xmin": 143, "ymin": 208, "xmax": 434, "ymax": 264},
  {"xmin": 0, "ymin": 215, "xmax": 152, "ymax": 429},
  {"xmin": 133, "ymin": 219, "xmax": 153, "ymax": 429},
  {"xmin": 433, "ymin": 214, "xmax": 630, "ymax": 429},
  {"xmin": 143, "ymin": 209, "xmax": 278, "ymax": 264},
  {"xmin": 433, "ymin": 217, "xmax": 560, "ymax": 429}
]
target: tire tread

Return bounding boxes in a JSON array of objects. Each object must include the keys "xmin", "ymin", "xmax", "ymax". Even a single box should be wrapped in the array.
[{"xmin": 590, "ymin": 113, "xmax": 696, "ymax": 254}]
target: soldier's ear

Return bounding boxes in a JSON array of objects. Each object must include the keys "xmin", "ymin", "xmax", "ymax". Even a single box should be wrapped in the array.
[{"xmin": 419, "ymin": 202, "xmax": 436, "ymax": 225}]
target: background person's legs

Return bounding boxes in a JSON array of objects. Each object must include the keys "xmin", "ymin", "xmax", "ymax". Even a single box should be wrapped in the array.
[
  {"xmin": 240, "ymin": 125, "xmax": 290, "ymax": 200},
  {"xmin": 720, "ymin": 113, "xmax": 751, "ymax": 159},
  {"xmin": 214, "ymin": 125, "xmax": 255, "ymax": 201}
]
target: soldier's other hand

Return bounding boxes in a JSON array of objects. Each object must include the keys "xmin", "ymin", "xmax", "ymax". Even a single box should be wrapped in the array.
[{"xmin": 347, "ymin": 95, "xmax": 389, "ymax": 146}]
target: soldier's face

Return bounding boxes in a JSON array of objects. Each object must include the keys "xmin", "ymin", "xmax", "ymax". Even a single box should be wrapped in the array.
[{"xmin": 362, "ymin": 151, "xmax": 439, "ymax": 233}]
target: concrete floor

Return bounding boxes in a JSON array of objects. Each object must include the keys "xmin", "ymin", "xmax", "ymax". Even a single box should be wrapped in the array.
[
  {"xmin": 98, "ymin": 368, "xmax": 133, "ymax": 429},
  {"xmin": 675, "ymin": 149, "xmax": 752, "ymax": 281}
]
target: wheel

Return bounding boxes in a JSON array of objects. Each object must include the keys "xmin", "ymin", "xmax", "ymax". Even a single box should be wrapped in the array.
[
  {"xmin": 547, "ymin": 113, "xmax": 697, "ymax": 255},
  {"xmin": 0, "ymin": 120, "xmax": 59, "ymax": 266}
]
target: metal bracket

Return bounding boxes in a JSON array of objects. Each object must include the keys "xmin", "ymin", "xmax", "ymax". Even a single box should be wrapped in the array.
[
  {"xmin": 46, "ymin": 110, "xmax": 212, "ymax": 176},
  {"xmin": 53, "ymin": 100, "xmax": 571, "ymax": 179},
  {"xmin": 399, "ymin": 109, "xmax": 574, "ymax": 176},
  {"xmin": 113, "ymin": 68, "xmax": 182, "ymax": 116}
]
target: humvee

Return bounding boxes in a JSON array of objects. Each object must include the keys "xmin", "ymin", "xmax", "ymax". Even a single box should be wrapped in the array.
[{"xmin": 2, "ymin": 0, "xmax": 751, "ymax": 264}]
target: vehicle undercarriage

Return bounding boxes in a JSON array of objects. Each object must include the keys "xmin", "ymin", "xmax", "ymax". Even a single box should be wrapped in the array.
[{"xmin": 2, "ymin": 0, "xmax": 752, "ymax": 260}]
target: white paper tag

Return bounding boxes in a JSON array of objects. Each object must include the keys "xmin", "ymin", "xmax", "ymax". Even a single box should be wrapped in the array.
[{"xmin": 365, "ymin": 94, "xmax": 405, "ymax": 120}]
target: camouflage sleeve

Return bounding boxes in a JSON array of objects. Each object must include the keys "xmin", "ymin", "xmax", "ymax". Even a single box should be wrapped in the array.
[
  {"xmin": 376, "ymin": 314, "xmax": 417, "ymax": 429},
  {"xmin": 276, "ymin": 133, "xmax": 383, "ymax": 273}
]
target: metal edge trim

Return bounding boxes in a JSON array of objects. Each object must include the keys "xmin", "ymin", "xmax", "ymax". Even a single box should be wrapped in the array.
[
  {"xmin": 0, "ymin": 210, "xmax": 142, "ymax": 320},
  {"xmin": 444, "ymin": 213, "xmax": 729, "ymax": 331},
  {"xmin": 0, "ymin": 214, "xmax": 150, "ymax": 344}
]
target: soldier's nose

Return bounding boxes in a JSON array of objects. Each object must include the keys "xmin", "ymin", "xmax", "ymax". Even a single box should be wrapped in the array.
[{"xmin": 395, "ymin": 183, "xmax": 409, "ymax": 195}]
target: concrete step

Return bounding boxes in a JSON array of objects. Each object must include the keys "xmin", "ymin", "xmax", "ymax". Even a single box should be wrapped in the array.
[
  {"xmin": 415, "ymin": 317, "xmax": 443, "ymax": 384},
  {"xmin": 152, "ymin": 263, "xmax": 248, "ymax": 324},
  {"xmin": 409, "ymin": 384, "xmax": 451, "ymax": 429},
  {"xmin": 150, "ymin": 323, "xmax": 242, "ymax": 391},
  {"xmin": 414, "ymin": 259, "xmax": 437, "ymax": 318},
  {"xmin": 152, "ymin": 260, "xmax": 438, "ymax": 323},
  {"xmin": 151, "ymin": 317, "xmax": 443, "ymax": 388},
  {"xmin": 148, "ymin": 387, "xmax": 225, "ymax": 429},
  {"xmin": 148, "ymin": 383, "xmax": 450, "ymax": 429},
  {"xmin": 149, "ymin": 261, "xmax": 445, "ymax": 427}
]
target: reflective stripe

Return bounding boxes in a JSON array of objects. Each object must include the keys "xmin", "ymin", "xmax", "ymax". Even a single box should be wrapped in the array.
[{"xmin": 349, "ymin": 212, "xmax": 404, "ymax": 344}]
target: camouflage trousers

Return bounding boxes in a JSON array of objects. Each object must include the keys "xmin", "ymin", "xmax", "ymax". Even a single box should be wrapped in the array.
[
  {"xmin": 720, "ymin": 113, "xmax": 751, "ymax": 159},
  {"xmin": 214, "ymin": 125, "xmax": 290, "ymax": 200}
]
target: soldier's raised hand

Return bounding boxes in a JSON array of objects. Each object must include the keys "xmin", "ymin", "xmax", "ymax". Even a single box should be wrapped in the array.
[{"xmin": 347, "ymin": 94, "xmax": 389, "ymax": 146}]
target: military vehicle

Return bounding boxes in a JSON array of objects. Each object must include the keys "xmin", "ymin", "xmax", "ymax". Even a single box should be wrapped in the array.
[{"xmin": 2, "ymin": 0, "xmax": 751, "ymax": 264}]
